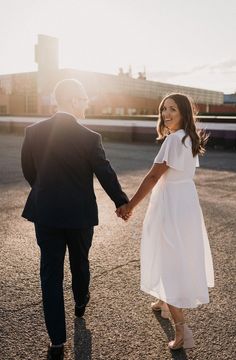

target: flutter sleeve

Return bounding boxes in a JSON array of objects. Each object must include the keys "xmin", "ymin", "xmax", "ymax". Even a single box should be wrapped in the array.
[{"xmin": 154, "ymin": 134, "xmax": 185, "ymax": 171}]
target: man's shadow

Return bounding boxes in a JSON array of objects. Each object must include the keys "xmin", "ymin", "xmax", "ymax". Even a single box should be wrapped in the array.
[
  {"xmin": 153, "ymin": 311, "xmax": 189, "ymax": 360},
  {"xmin": 74, "ymin": 318, "xmax": 92, "ymax": 360}
]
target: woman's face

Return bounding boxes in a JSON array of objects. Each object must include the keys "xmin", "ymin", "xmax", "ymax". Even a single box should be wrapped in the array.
[{"xmin": 161, "ymin": 98, "xmax": 182, "ymax": 132}]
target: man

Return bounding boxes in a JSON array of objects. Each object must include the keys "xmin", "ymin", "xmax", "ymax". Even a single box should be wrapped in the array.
[{"xmin": 21, "ymin": 79, "xmax": 128, "ymax": 360}]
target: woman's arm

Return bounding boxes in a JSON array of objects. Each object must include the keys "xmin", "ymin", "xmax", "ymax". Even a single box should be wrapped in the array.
[
  {"xmin": 128, "ymin": 162, "xmax": 168, "ymax": 210},
  {"xmin": 116, "ymin": 162, "xmax": 169, "ymax": 219}
]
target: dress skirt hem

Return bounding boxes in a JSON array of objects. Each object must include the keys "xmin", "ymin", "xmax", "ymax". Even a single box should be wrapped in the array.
[{"xmin": 140, "ymin": 285, "xmax": 212, "ymax": 309}]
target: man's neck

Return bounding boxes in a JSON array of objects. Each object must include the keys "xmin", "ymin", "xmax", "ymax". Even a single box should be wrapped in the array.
[{"xmin": 56, "ymin": 109, "xmax": 84, "ymax": 120}]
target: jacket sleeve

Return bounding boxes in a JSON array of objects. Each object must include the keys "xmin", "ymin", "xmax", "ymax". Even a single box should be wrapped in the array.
[
  {"xmin": 90, "ymin": 134, "xmax": 129, "ymax": 208},
  {"xmin": 21, "ymin": 127, "xmax": 37, "ymax": 187}
]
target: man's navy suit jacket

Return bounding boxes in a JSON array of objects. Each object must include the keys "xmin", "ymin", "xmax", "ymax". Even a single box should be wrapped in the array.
[{"xmin": 21, "ymin": 112, "xmax": 128, "ymax": 228}]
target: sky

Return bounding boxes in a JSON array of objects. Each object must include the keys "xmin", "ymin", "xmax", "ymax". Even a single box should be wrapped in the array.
[{"xmin": 0, "ymin": 0, "xmax": 236, "ymax": 93}]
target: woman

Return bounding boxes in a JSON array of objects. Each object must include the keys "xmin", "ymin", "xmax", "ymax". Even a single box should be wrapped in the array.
[{"xmin": 118, "ymin": 93, "xmax": 214, "ymax": 350}]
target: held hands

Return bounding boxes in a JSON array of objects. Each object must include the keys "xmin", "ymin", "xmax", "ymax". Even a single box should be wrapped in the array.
[{"xmin": 116, "ymin": 203, "xmax": 133, "ymax": 221}]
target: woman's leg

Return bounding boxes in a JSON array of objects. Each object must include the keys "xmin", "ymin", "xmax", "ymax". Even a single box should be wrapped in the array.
[
  {"xmin": 167, "ymin": 303, "xmax": 194, "ymax": 349},
  {"xmin": 168, "ymin": 304, "xmax": 184, "ymax": 323},
  {"xmin": 151, "ymin": 299, "xmax": 170, "ymax": 319},
  {"xmin": 167, "ymin": 304, "xmax": 185, "ymax": 348}
]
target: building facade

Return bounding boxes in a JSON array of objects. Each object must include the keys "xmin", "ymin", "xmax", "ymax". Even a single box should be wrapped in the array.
[{"xmin": 0, "ymin": 35, "xmax": 235, "ymax": 117}]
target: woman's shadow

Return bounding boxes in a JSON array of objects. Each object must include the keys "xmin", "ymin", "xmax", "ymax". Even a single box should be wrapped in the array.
[
  {"xmin": 153, "ymin": 311, "xmax": 190, "ymax": 360},
  {"xmin": 74, "ymin": 318, "xmax": 92, "ymax": 360}
]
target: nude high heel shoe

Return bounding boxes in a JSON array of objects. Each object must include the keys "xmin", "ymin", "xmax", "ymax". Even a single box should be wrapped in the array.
[
  {"xmin": 151, "ymin": 300, "xmax": 171, "ymax": 319},
  {"xmin": 168, "ymin": 322, "xmax": 194, "ymax": 350}
]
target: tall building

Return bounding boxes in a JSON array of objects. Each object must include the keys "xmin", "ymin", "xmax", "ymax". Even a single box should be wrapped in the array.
[
  {"xmin": 35, "ymin": 35, "xmax": 59, "ymax": 114},
  {"xmin": 0, "ymin": 35, "xmax": 235, "ymax": 116}
]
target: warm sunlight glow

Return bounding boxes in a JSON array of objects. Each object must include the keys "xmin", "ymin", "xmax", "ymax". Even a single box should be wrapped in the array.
[{"xmin": 0, "ymin": 0, "xmax": 236, "ymax": 92}]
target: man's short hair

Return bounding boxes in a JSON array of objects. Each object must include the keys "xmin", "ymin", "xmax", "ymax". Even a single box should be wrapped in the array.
[{"xmin": 53, "ymin": 79, "xmax": 87, "ymax": 106}]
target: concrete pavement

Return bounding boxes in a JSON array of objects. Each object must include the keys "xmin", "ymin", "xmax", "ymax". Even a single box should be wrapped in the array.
[{"xmin": 0, "ymin": 134, "xmax": 235, "ymax": 360}]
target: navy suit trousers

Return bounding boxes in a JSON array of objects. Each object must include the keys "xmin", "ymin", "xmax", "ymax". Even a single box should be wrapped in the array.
[{"xmin": 34, "ymin": 224, "xmax": 93, "ymax": 345}]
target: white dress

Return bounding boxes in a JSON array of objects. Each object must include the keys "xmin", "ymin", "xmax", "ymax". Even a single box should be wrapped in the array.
[{"xmin": 141, "ymin": 129, "xmax": 214, "ymax": 308}]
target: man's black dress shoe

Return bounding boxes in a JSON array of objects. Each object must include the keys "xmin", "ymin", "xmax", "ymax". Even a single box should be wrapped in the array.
[
  {"xmin": 47, "ymin": 345, "xmax": 64, "ymax": 360},
  {"xmin": 75, "ymin": 293, "xmax": 90, "ymax": 318}
]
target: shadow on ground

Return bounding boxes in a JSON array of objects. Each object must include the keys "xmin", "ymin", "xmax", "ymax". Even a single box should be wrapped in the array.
[{"xmin": 74, "ymin": 318, "xmax": 92, "ymax": 360}]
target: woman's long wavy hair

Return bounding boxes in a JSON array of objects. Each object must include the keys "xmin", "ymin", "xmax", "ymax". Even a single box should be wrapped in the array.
[{"xmin": 157, "ymin": 93, "xmax": 209, "ymax": 156}]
